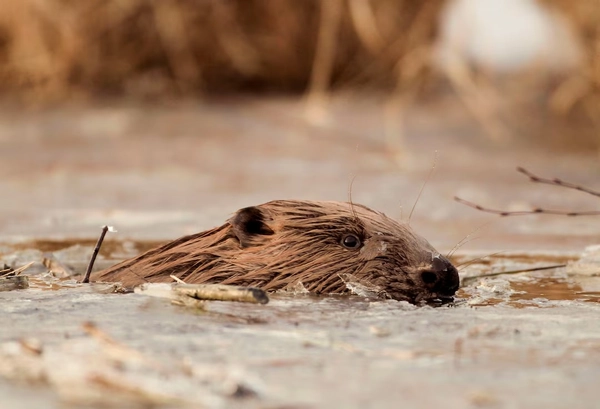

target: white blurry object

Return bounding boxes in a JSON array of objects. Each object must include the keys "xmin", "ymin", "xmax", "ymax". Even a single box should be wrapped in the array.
[
  {"xmin": 566, "ymin": 244, "xmax": 600, "ymax": 296},
  {"xmin": 567, "ymin": 244, "xmax": 600, "ymax": 277},
  {"xmin": 434, "ymin": 0, "xmax": 582, "ymax": 74}
]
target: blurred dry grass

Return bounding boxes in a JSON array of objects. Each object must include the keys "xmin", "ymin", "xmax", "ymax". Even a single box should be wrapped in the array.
[
  {"xmin": 0, "ymin": 0, "xmax": 598, "ymax": 149},
  {"xmin": 0, "ymin": 0, "xmax": 443, "ymax": 100},
  {"xmin": 540, "ymin": 0, "xmax": 600, "ymax": 137}
]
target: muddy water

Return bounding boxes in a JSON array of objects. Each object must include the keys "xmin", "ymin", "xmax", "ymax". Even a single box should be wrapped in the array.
[{"xmin": 0, "ymin": 98, "xmax": 599, "ymax": 408}]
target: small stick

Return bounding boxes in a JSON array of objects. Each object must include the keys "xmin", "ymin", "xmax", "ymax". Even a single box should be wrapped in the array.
[
  {"xmin": 173, "ymin": 283, "xmax": 269, "ymax": 305},
  {"xmin": 461, "ymin": 264, "xmax": 566, "ymax": 286},
  {"xmin": 83, "ymin": 225, "xmax": 115, "ymax": 283},
  {"xmin": 0, "ymin": 267, "xmax": 15, "ymax": 278},
  {"xmin": 0, "ymin": 261, "xmax": 35, "ymax": 278},
  {"xmin": 517, "ymin": 167, "xmax": 600, "ymax": 198},
  {"xmin": 169, "ymin": 274, "xmax": 186, "ymax": 284},
  {"xmin": 454, "ymin": 196, "xmax": 600, "ymax": 217},
  {"xmin": 455, "ymin": 251, "xmax": 508, "ymax": 269},
  {"xmin": 455, "ymin": 167, "xmax": 600, "ymax": 217}
]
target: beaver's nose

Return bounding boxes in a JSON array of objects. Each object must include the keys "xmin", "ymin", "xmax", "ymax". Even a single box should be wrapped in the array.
[{"xmin": 420, "ymin": 255, "xmax": 460, "ymax": 296}]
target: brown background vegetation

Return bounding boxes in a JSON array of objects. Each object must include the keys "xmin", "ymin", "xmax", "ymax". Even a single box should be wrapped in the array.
[
  {"xmin": 0, "ymin": 0, "xmax": 444, "ymax": 97},
  {"xmin": 0, "ymin": 0, "xmax": 598, "ymax": 148}
]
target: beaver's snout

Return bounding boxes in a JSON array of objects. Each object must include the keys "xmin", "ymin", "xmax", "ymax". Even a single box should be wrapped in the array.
[{"xmin": 420, "ymin": 255, "xmax": 460, "ymax": 300}]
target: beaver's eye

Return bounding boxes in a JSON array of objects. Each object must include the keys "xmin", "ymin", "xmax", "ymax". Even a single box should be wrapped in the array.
[{"xmin": 341, "ymin": 234, "xmax": 361, "ymax": 249}]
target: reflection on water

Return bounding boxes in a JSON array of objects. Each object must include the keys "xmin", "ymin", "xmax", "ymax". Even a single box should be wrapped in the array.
[
  {"xmin": 510, "ymin": 278, "xmax": 600, "ymax": 304},
  {"xmin": 456, "ymin": 275, "xmax": 600, "ymax": 307}
]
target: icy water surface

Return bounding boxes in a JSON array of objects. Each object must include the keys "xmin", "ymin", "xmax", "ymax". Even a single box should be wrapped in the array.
[
  {"xmin": 1, "ymin": 240, "xmax": 600, "ymax": 408},
  {"xmin": 0, "ymin": 99, "xmax": 599, "ymax": 408}
]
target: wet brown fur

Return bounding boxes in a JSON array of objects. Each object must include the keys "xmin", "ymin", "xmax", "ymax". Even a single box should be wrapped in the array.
[{"xmin": 92, "ymin": 200, "xmax": 459, "ymax": 304}]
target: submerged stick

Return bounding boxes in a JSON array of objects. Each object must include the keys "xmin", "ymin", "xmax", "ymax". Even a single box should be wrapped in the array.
[
  {"xmin": 83, "ymin": 225, "xmax": 115, "ymax": 283},
  {"xmin": 135, "ymin": 282, "xmax": 270, "ymax": 306},
  {"xmin": 173, "ymin": 283, "xmax": 269, "ymax": 305},
  {"xmin": 461, "ymin": 264, "xmax": 566, "ymax": 286},
  {"xmin": 169, "ymin": 275, "xmax": 269, "ymax": 304}
]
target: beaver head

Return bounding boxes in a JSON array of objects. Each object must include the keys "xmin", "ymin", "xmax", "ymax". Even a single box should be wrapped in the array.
[{"xmin": 93, "ymin": 200, "xmax": 459, "ymax": 304}]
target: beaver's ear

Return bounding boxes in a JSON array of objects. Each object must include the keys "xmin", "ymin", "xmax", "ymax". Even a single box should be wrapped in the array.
[{"xmin": 230, "ymin": 206, "xmax": 275, "ymax": 248}]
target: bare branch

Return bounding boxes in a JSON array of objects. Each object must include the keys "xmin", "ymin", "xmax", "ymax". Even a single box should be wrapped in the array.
[
  {"xmin": 83, "ymin": 225, "xmax": 115, "ymax": 283},
  {"xmin": 517, "ymin": 167, "xmax": 600, "ymax": 198},
  {"xmin": 461, "ymin": 264, "xmax": 566, "ymax": 286},
  {"xmin": 454, "ymin": 196, "xmax": 600, "ymax": 217}
]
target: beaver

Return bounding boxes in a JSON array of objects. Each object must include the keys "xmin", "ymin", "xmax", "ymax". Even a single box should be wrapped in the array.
[{"xmin": 92, "ymin": 200, "xmax": 459, "ymax": 304}]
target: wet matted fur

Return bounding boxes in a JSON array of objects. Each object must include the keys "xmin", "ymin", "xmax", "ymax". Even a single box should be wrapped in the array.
[{"xmin": 92, "ymin": 200, "xmax": 459, "ymax": 304}]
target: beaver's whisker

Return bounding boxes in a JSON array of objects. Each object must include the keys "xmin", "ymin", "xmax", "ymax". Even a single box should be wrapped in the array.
[
  {"xmin": 447, "ymin": 235, "xmax": 484, "ymax": 259},
  {"xmin": 446, "ymin": 219, "xmax": 495, "ymax": 258},
  {"xmin": 347, "ymin": 173, "xmax": 359, "ymax": 221},
  {"xmin": 407, "ymin": 151, "xmax": 437, "ymax": 226},
  {"xmin": 455, "ymin": 250, "xmax": 507, "ymax": 270}
]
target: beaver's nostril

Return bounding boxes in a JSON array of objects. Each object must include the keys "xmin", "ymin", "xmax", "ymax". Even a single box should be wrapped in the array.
[{"xmin": 421, "ymin": 271, "xmax": 437, "ymax": 284}]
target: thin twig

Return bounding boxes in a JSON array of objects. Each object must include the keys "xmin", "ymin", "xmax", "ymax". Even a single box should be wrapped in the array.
[
  {"xmin": 454, "ymin": 196, "xmax": 600, "ymax": 217},
  {"xmin": 169, "ymin": 274, "xmax": 186, "ymax": 284},
  {"xmin": 83, "ymin": 225, "xmax": 111, "ymax": 283},
  {"xmin": 461, "ymin": 264, "xmax": 566, "ymax": 286},
  {"xmin": 0, "ymin": 262, "xmax": 34, "ymax": 290},
  {"xmin": 455, "ymin": 168, "xmax": 600, "ymax": 217},
  {"xmin": 0, "ymin": 261, "xmax": 35, "ymax": 278},
  {"xmin": 517, "ymin": 167, "xmax": 600, "ymax": 198}
]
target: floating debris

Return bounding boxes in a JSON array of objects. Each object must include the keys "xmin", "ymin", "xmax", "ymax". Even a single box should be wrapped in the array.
[
  {"xmin": 135, "ymin": 282, "xmax": 269, "ymax": 308},
  {"xmin": 0, "ymin": 262, "xmax": 34, "ymax": 291},
  {"xmin": 0, "ymin": 322, "xmax": 264, "ymax": 407},
  {"xmin": 42, "ymin": 253, "xmax": 75, "ymax": 279},
  {"xmin": 0, "ymin": 276, "xmax": 29, "ymax": 292},
  {"xmin": 338, "ymin": 273, "xmax": 388, "ymax": 299}
]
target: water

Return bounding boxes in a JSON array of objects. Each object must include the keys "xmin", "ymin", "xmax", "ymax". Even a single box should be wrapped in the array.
[
  {"xmin": 1, "ymin": 240, "xmax": 599, "ymax": 408},
  {"xmin": 0, "ymin": 99, "xmax": 598, "ymax": 408}
]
